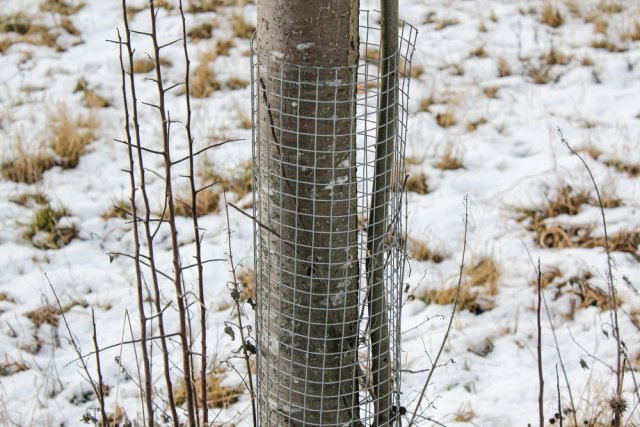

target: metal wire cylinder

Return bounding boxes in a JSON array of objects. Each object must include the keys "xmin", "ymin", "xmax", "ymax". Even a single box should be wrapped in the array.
[{"xmin": 251, "ymin": 11, "xmax": 417, "ymax": 426}]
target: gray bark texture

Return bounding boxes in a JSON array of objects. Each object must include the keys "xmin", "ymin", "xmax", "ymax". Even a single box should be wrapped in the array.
[{"xmin": 256, "ymin": 0, "xmax": 361, "ymax": 425}]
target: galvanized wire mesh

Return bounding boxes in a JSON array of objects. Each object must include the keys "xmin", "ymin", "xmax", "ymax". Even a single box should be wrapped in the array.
[{"xmin": 251, "ymin": 11, "xmax": 417, "ymax": 426}]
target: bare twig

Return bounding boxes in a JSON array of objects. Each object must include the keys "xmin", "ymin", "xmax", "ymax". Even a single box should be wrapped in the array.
[
  {"xmin": 408, "ymin": 196, "xmax": 470, "ymax": 426},
  {"xmin": 91, "ymin": 308, "xmax": 110, "ymax": 427},
  {"xmin": 558, "ymin": 127, "xmax": 623, "ymax": 427},
  {"xmin": 223, "ymin": 191, "xmax": 258, "ymax": 426},
  {"xmin": 537, "ymin": 257, "xmax": 544, "ymax": 427}
]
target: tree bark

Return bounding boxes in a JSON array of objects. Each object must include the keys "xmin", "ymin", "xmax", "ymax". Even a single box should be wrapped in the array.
[{"xmin": 256, "ymin": 1, "xmax": 361, "ymax": 425}]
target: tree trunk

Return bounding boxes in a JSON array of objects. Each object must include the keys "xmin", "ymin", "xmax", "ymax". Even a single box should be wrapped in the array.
[{"xmin": 256, "ymin": 0, "xmax": 361, "ymax": 425}]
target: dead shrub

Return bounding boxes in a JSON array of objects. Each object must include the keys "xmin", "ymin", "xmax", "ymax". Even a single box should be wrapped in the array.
[
  {"xmin": 47, "ymin": 106, "xmax": 98, "ymax": 169},
  {"xmin": 405, "ymin": 172, "xmax": 429, "ymax": 194},
  {"xmin": 1, "ymin": 138, "xmax": 54, "ymax": 184},
  {"xmin": 541, "ymin": 3, "xmax": 564, "ymax": 28},
  {"xmin": 425, "ymin": 257, "xmax": 500, "ymax": 314}
]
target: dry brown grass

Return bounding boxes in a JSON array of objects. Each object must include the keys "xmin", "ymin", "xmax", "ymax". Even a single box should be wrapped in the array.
[
  {"xmin": 47, "ymin": 105, "xmax": 98, "ymax": 169},
  {"xmin": 226, "ymin": 76, "xmax": 249, "ymax": 90},
  {"xmin": 190, "ymin": 50, "xmax": 221, "ymax": 98},
  {"xmin": 469, "ymin": 45, "xmax": 488, "ymax": 58},
  {"xmin": 517, "ymin": 185, "xmax": 593, "ymax": 223},
  {"xmin": 1, "ymin": 138, "xmax": 54, "ymax": 184},
  {"xmin": 541, "ymin": 3, "xmax": 564, "ymax": 28},
  {"xmin": 40, "ymin": 0, "xmax": 84, "ymax": 16},
  {"xmin": 405, "ymin": 172, "xmax": 429, "ymax": 194},
  {"xmin": 435, "ymin": 145, "xmax": 463, "ymax": 170},
  {"xmin": 434, "ymin": 18, "xmax": 459, "ymax": 30},
  {"xmin": 535, "ymin": 223, "xmax": 639, "ymax": 258},
  {"xmin": 101, "ymin": 199, "xmax": 132, "ymax": 220},
  {"xmin": 200, "ymin": 158, "xmax": 253, "ymax": 200},
  {"xmin": 408, "ymin": 237, "xmax": 445, "ymax": 263},
  {"xmin": 174, "ymin": 369, "xmax": 243, "ymax": 409},
  {"xmin": 591, "ymin": 38, "xmax": 627, "ymax": 52},
  {"xmin": 538, "ymin": 268, "xmax": 619, "ymax": 317},
  {"xmin": 483, "ymin": 86, "xmax": 499, "ymax": 99},
  {"xmin": 497, "ymin": 56, "xmax": 512, "ymax": 77},
  {"xmin": 132, "ymin": 58, "xmax": 156, "ymax": 74},
  {"xmin": 10, "ymin": 191, "xmax": 48, "ymax": 207},
  {"xmin": 466, "ymin": 117, "xmax": 487, "ymax": 133},
  {"xmin": 435, "ymin": 111, "xmax": 457, "ymax": 128},
  {"xmin": 229, "ymin": 14, "xmax": 255, "ymax": 39},
  {"xmin": 597, "ymin": 1, "xmax": 623, "ymax": 14},
  {"xmin": 188, "ymin": 0, "xmax": 254, "ymax": 13},
  {"xmin": 0, "ymin": 359, "xmax": 28, "ymax": 377},
  {"xmin": 75, "ymin": 78, "xmax": 110, "ymax": 108},
  {"xmin": 174, "ymin": 188, "xmax": 220, "ymax": 217},
  {"xmin": 593, "ymin": 18, "xmax": 609, "ymax": 35},
  {"xmin": 543, "ymin": 47, "xmax": 570, "ymax": 66},
  {"xmin": 0, "ymin": 12, "xmax": 58, "ymax": 50},
  {"xmin": 25, "ymin": 305, "xmax": 60, "ymax": 328},
  {"xmin": 188, "ymin": 22, "xmax": 213, "ymax": 41},
  {"xmin": 528, "ymin": 63, "xmax": 553, "ymax": 84},
  {"xmin": 424, "ymin": 257, "xmax": 500, "ymax": 314},
  {"xmin": 236, "ymin": 267, "xmax": 255, "ymax": 302},
  {"xmin": 604, "ymin": 158, "xmax": 640, "ymax": 176},
  {"xmin": 25, "ymin": 203, "xmax": 76, "ymax": 249},
  {"xmin": 623, "ymin": 22, "xmax": 640, "ymax": 42}
]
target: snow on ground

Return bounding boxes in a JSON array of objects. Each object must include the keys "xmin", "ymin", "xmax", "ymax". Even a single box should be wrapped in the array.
[{"xmin": 1, "ymin": 0, "xmax": 639, "ymax": 425}]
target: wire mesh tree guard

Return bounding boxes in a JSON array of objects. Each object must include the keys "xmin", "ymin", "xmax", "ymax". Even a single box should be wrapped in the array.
[{"xmin": 250, "ymin": 11, "xmax": 417, "ymax": 426}]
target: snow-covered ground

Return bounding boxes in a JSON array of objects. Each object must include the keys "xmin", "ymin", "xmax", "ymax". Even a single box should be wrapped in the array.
[{"xmin": 1, "ymin": 0, "xmax": 639, "ymax": 425}]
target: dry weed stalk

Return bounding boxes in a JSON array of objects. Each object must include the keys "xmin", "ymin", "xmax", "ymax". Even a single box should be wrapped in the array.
[
  {"xmin": 408, "ymin": 196, "xmax": 470, "ymax": 425},
  {"xmin": 558, "ymin": 129, "xmax": 626, "ymax": 427}
]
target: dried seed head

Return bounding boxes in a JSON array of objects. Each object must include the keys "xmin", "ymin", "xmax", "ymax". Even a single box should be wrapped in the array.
[{"xmin": 608, "ymin": 396, "xmax": 628, "ymax": 416}]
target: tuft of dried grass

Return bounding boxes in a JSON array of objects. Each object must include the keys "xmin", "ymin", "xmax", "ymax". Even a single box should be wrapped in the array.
[
  {"xmin": 543, "ymin": 47, "xmax": 570, "ymax": 65},
  {"xmin": 188, "ymin": 0, "xmax": 254, "ymax": 13},
  {"xmin": 132, "ymin": 58, "xmax": 156, "ymax": 74},
  {"xmin": 236, "ymin": 267, "xmax": 255, "ymax": 302},
  {"xmin": 536, "ymin": 223, "xmax": 639, "ymax": 259},
  {"xmin": 623, "ymin": 22, "xmax": 640, "ymax": 42},
  {"xmin": 604, "ymin": 158, "xmax": 640, "ymax": 176},
  {"xmin": 434, "ymin": 18, "xmax": 459, "ymax": 30},
  {"xmin": 0, "ymin": 359, "xmax": 28, "ymax": 377},
  {"xmin": 405, "ymin": 172, "xmax": 429, "ymax": 194},
  {"xmin": 541, "ymin": 3, "xmax": 564, "ymax": 28},
  {"xmin": 75, "ymin": 78, "xmax": 110, "ymax": 108},
  {"xmin": 435, "ymin": 111, "xmax": 456, "ymax": 128},
  {"xmin": 229, "ymin": 14, "xmax": 255, "ymax": 39},
  {"xmin": 435, "ymin": 145, "xmax": 463, "ymax": 170},
  {"xmin": 528, "ymin": 64, "xmax": 553, "ymax": 84},
  {"xmin": 408, "ymin": 237, "xmax": 445, "ymax": 263},
  {"xmin": 173, "ymin": 370, "xmax": 243, "ymax": 409},
  {"xmin": 466, "ymin": 117, "xmax": 487, "ymax": 133},
  {"xmin": 1, "ymin": 138, "xmax": 54, "ymax": 184},
  {"xmin": 469, "ymin": 45, "xmax": 488, "ymax": 58},
  {"xmin": 497, "ymin": 56, "xmax": 512, "ymax": 77},
  {"xmin": 597, "ymin": 1, "xmax": 623, "ymax": 14},
  {"xmin": 40, "ymin": 0, "xmax": 84, "ymax": 16},
  {"xmin": 591, "ymin": 38, "xmax": 627, "ymax": 52},
  {"xmin": 190, "ymin": 50, "xmax": 221, "ymax": 98},
  {"xmin": 26, "ymin": 305, "xmax": 59, "ymax": 328},
  {"xmin": 200, "ymin": 158, "xmax": 253, "ymax": 200},
  {"xmin": 101, "ymin": 199, "xmax": 132, "ymax": 220},
  {"xmin": 188, "ymin": 22, "xmax": 213, "ymax": 41},
  {"xmin": 0, "ymin": 12, "xmax": 58, "ymax": 50},
  {"xmin": 425, "ymin": 257, "xmax": 500, "ymax": 314},
  {"xmin": 483, "ymin": 86, "xmax": 499, "ymax": 99},
  {"xmin": 537, "ymin": 269, "xmax": 619, "ymax": 314},
  {"xmin": 174, "ymin": 188, "xmax": 220, "ymax": 217},
  {"xmin": 25, "ymin": 203, "xmax": 76, "ymax": 249},
  {"xmin": 47, "ymin": 105, "xmax": 98, "ymax": 169}
]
